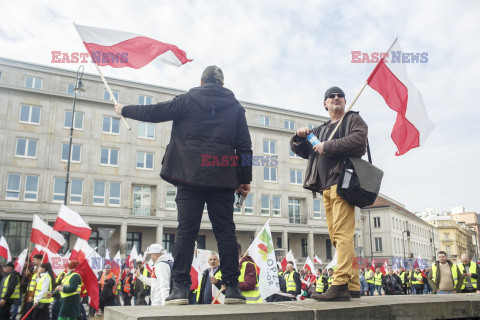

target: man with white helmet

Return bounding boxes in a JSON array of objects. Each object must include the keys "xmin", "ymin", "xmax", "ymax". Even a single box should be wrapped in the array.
[{"xmin": 135, "ymin": 244, "xmax": 171, "ymax": 305}]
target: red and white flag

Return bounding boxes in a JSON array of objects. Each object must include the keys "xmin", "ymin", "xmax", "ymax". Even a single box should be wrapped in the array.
[
  {"xmin": 0, "ymin": 236, "xmax": 11, "ymax": 261},
  {"xmin": 314, "ymin": 255, "xmax": 322, "ymax": 265},
  {"xmin": 190, "ymin": 255, "xmax": 203, "ymax": 291},
  {"xmin": 70, "ymin": 238, "xmax": 95, "ymax": 263},
  {"xmin": 31, "ymin": 214, "xmax": 66, "ymax": 253},
  {"xmin": 370, "ymin": 259, "xmax": 376, "ymax": 272},
  {"xmin": 125, "ymin": 245, "xmax": 139, "ymax": 269},
  {"xmin": 212, "ymin": 285, "xmax": 225, "ymax": 304},
  {"xmin": 367, "ymin": 38, "xmax": 435, "ymax": 156},
  {"xmin": 380, "ymin": 260, "xmax": 388, "ymax": 275},
  {"xmin": 74, "ymin": 23, "xmax": 192, "ymax": 69},
  {"xmin": 14, "ymin": 249, "xmax": 28, "ymax": 274},
  {"xmin": 53, "ymin": 205, "xmax": 92, "ymax": 241},
  {"xmin": 281, "ymin": 249, "xmax": 297, "ymax": 272},
  {"xmin": 303, "ymin": 256, "xmax": 315, "ymax": 273}
]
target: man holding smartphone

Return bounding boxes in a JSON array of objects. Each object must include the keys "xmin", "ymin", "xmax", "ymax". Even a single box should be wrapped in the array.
[{"xmin": 115, "ymin": 66, "xmax": 252, "ymax": 305}]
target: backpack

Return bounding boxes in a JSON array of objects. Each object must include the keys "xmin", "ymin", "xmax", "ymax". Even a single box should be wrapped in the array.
[{"xmin": 161, "ymin": 260, "xmax": 174, "ymax": 294}]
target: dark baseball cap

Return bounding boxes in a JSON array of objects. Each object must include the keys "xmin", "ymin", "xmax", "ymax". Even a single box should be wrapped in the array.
[
  {"xmin": 201, "ymin": 65, "xmax": 224, "ymax": 85},
  {"xmin": 324, "ymin": 86, "xmax": 345, "ymax": 101}
]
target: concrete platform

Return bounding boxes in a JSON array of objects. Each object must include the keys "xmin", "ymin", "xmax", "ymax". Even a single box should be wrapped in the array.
[{"xmin": 105, "ymin": 294, "xmax": 480, "ymax": 320}]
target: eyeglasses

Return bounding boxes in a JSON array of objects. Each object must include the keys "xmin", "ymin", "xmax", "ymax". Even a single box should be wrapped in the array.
[{"xmin": 327, "ymin": 93, "xmax": 345, "ymax": 99}]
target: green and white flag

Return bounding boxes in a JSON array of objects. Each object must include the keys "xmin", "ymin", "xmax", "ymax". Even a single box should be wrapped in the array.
[{"xmin": 247, "ymin": 219, "xmax": 280, "ymax": 300}]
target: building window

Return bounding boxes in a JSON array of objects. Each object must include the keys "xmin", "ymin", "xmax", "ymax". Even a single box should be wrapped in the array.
[
  {"xmin": 64, "ymin": 111, "xmax": 84, "ymax": 130},
  {"xmin": 301, "ymin": 238, "xmax": 308, "ymax": 257},
  {"xmin": 109, "ymin": 182, "xmax": 121, "ymax": 206},
  {"xmin": 53, "ymin": 177, "xmax": 66, "ymax": 202},
  {"xmin": 100, "ymin": 148, "xmax": 119, "ymax": 166},
  {"xmin": 261, "ymin": 195, "xmax": 270, "ymax": 216},
  {"xmin": 163, "ymin": 234, "xmax": 175, "ymax": 253},
  {"xmin": 61, "ymin": 144, "xmax": 82, "ymax": 162},
  {"xmin": 374, "ymin": 237, "xmax": 383, "ymax": 252},
  {"xmin": 284, "ymin": 120, "xmax": 295, "ymax": 130},
  {"xmin": 313, "ymin": 199, "xmax": 323, "ymax": 219},
  {"xmin": 258, "ymin": 115, "xmax": 270, "ymax": 126},
  {"xmin": 262, "ymin": 139, "xmax": 276, "ymax": 154},
  {"xmin": 288, "ymin": 198, "xmax": 301, "ymax": 224},
  {"xmin": 25, "ymin": 76, "xmax": 43, "ymax": 89},
  {"xmin": 19, "ymin": 105, "xmax": 41, "ymax": 124},
  {"xmin": 290, "ymin": 170, "xmax": 302, "ymax": 184},
  {"xmin": 138, "ymin": 122, "xmax": 155, "ymax": 139},
  {"xmin": 0, "ymin": 220, "xmax": 33, "ymax": 257},
  {"xmin": 102, "ymin": 116, "xmax": 120, "ymax": 134},
  {"xmin": 289, "ymin": 149, "xmax": 301, "ymax": 158},
  {"xmin": 104, "ymin": 89, "xmax": 119, "ymax": 101},
  {"xmin": 136, "ymin": 152, "xmax": 154, "ymax": 170},
  {"xmin": 67, "ymin": 83, "xmax": 83, "ymax": 95},
  {"xmin": 244, "ymin": 194, "xmax": 254, "ymax": 215},
  {"xmin": 166, "ymin": 186, "xmax": 176, "ymax": 209},
  {"xmin": 373, "ymin": 217, "xmax": 381, "ymax": 228},
  {"xmin": 15, "ymin": 138, "xmax": 37, "ymax": 158},
  {"xmin": 444, "ymin": 233, "xmax": 449, "ymax": 241},
  {"xmin": 133, "ymin": 185, "xmax": 151, "ymax": 216},
  {"xmin": 308, "ymin": 124, "xmax": 317, "ymax": 130},
  {"xmin": 272, "ymin": 196, "xmax": 281, "ymax": 216},
  {"xmin": 24, "ymin": 175, "xmax": 39, "ymax": 201},
  {"xmin": 264, "ymin": 167, "xmax": 277, "ymax": 182},
  {"xmin": 138, "ymin": 95, "xmax": 152, "ymax": 105},
  {"xmin": 6, "ymin": 174, "xmax": 21, "ymax": 200},
  {"xmin": 196, "ymin": 235, "xmax": 206, "ymax": 250},
  {"xmin": 126, "ymin": 232, "xmax": 142, "ymax": 253},
  {"xmin": 276, "ymin": 238, "xmax": 282, "ymax": 249},
  {"xmin": 70, "ymin": 179, "xmax": 83, "ymax": 203},
  {"xmin": 93, "ymin": 181, "xmax": 106, "ymax": 205}
]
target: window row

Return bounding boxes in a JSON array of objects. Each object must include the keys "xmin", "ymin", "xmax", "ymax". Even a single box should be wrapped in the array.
[{"xmin": 258, "ymin": 115, "xmax": 317, "ymax": 131}]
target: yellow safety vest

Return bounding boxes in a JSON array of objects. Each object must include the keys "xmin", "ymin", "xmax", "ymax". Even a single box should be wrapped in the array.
[
  {"xmin": 60, "ymin": 272, "xmax": 81, "ymax": 298},
  {"xmin": 29, "ymin": 272, "xmax": 38, "ymax": 292},
  {"xmin": 399, "ymin": 272, "xmax": 406, "ymax": 284},
  {"xmin": 315, "ymin": 276, "xmax": 326, "ymax": 293},
  {"xmin": 196, "ymin": 269, "xmax": 222, "ymax": 303},
  {"xmin": 412, "ymin": 272, "xmax": 424, "ymax": 285},
  {"xmin": 239, "ymin": 261, "xmax": 261, "ymax": 303},
  {"xmin": 457, "ymin": 262, "xmax": 477, "ymax": 290},
  {"xmin": 431, "ymin": 263, "xmax": 458, "ymax": 289},
  {"xmin": 35, "ymin": 274, "xmax": 53, "ymax": 303},
  {"xmin": 327, "ymin": 276, "xmax": 333, "ymax": 287},
  {"xmin": 365, "ymin": 270, "xmax": 374, "ymax": 284},
  {"xmin": 1, "ymin": 274, "xmax": 20, "ymax": 299},
  {"xmin": 374, "ymin": 272, "xmax": 382, "ymax": 285},
  {"xmin": 284, "ymin": 271, "xmax": 297, "ymax": 293},
  {"xmin": 134, "ymin": 268, "xmax": 150, "ymax": 290}
]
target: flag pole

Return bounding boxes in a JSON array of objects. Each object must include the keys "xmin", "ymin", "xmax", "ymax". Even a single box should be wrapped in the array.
[
  {"xmin": 211, "ymin": 286, "xmax": 225, "ymax": 304},
  {"xmin": 327, "ymin": 37, "xmax": 398, "ymax": 142},
  {"xmin": 93, "ymin": 63, "xmax": 131, "ymax": 130}
]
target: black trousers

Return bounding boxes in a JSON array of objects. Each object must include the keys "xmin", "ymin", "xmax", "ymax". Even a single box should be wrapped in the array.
[
  {"xmin": 172, "ymin": 184, "xmax": 240, "ymax": 286},
  {"xmin": 31, "ymin": 303, "xmax": 50, "ymax": 320},
  {"xmin": 122, "ymin": 292, "xmax": 132, "ymax": 306},
  {"xmin": 0, "ymin": 300, "xmax": 12, "ymax": 320}
]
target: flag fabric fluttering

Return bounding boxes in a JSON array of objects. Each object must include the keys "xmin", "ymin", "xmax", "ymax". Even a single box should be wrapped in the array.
[
  {"xmin": 303, "ymin": 256, "xmax": 315, "ymax": 273},
  {"xmin": 314, "ymin": 255, "xmax": 322, "ymax": 265},
  {"xmin": 247, "ymin": 220, "xmax": 279, "ymax": 300},
  {"xmin": 125, "ymin": 245, "xmax": 139, "ymax": 269},
  {"xmin": 367, "ymin": 38, "xmax": 435, "ymax": 156},
  {"xmin": 380, "ymin": 260, "xmax": 388, "ymax": 275},
  {"xmin": 0, "ymin": 236, "xmax": 11, "ymax": 261},
  {"xmin": 325, "ymin": 251, "xmax": 338, "ymax": 272},
  {"xmin": 281, "ymin": 249, "xmax": 297, "ymax": 272},
  {"xmin": 14, "ymin": 249, "xmax": 28, "ymax": 274},
  {"xmin": 111, "ymin": 251, "xmax": 122, "ymax": 277},
  {"xmin": 212, "ymin": 285, "xmax": 225, "ymax": 304},
  {"xmin": 190, "ymin": 255, "xmax": 203, "ymax": 291},
  {"xmin": 70, "ymin": 238, "xmax": 95, "ymax": 263},
  {"xmin": 53, "ymin": 205, "xmax": 92, "ymax": 241},
  {"xmin": 73, "ymin": 23, "xmax": 192, "ymax": 69},
  {"xmin": 75, "ymin": 259, "xmax": 100, "ymax": 310},
  {"xmin": 31, "ymin": 214, "xmax": 66, "ymax": 253}
]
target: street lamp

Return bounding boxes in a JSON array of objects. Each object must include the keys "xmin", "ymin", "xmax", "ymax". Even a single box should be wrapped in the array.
[
  {"xmin": 64, "ymin": 65, "xmax": 85, "ymax": 205},
  {"xmin": 402, "ymin": 230, "xmax": 410, "ymax": 268}
]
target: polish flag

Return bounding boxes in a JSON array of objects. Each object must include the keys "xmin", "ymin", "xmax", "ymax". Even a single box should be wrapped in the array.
[
  {"xmin": 14, "ymin": 249, "xmax": 28, "ymax": 274},
  {"xmin": 367, "ymin": 38, "xmax": 435, "ymax": 155},
  {"xmin": 303, "ymin": 256, "xmax": 315, "ymax": 273},
  {"xmin": 70, "ymin": 238, "xmax": 95, "ymax": 263},
  {"xmin": 145, "ymin": 259, "xmax": 154, "ymax": 273},
  {"xmin": 74, "ymin": 23, "xmax": 192, "ymax": 69},
  {"xmin": 104, "ymin": 248, "xmax": 111, "ymax": 267},
  {"xmin": 111, "ymin": 251, "xmax": 122, "ymax": 277},
  {"xmin": 379, "ymin": 260, "xmax": 388, "ymax": 275},
  {"xmin": 53, "ymin": 205, "xmax": 91, "ymax": 241},
  {"xmin": 31, "ymin": 215, "xmax": 66, "ymax": 253},
  {"xmin": 212, "ymin": 285, "xmax": 225, "ymax": 304},
  {"xmin": 281, "ymin": 249, "xmax": 297, "ymax": 272},
  {"xmin": 75, "ymin": 259, "xmax": 100, "ymax": 311},
  {"xmin": 30, "ymin": 244, "xmax": 48, "ymax": 262},
  {"xmin": 0, "ymin": 236, "xmax": 11, "ymax": 261},
  {"xmin": 370, "ymin": 259, "xmax": 376, "ymax": 272},
  {"xmin": 314, "ymin": 255, "xmax": 322, "ymax": 265},
  {"xmin": 190, "ymin": 255, "xmax": 203, "ymax": 291},
  {"xmin": 125, "ymin": 245, "xmax": 139, "ymax": 269}
]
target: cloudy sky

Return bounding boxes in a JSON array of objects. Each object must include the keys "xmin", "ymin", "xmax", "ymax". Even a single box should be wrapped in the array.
[{"xmin": 1, "ymin": 0, "xmax": 479, "ymax": 213}]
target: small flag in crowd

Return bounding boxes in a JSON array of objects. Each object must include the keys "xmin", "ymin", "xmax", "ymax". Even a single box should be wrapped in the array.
[
  {"xmin": 126, "ymin": 245, "xmax": 139, "ymax": 269},
  {"xmin": 380, "ymin": 260, "xmax": 388, "ymax": 275},
  {"xmin": 73, "ymin": 23, "xmax": 192, "ymax": 69},
  {"xmin": 14, "ymin": 249, "xmax": 28, "ymax": 274},
  {"xmin": 303, "ymin": 256, "xmax": 315, "ymax": 273},
  {"xmin": 325, "ymin": 251, "xmax": 338, "ymax": 272},
  {"xmin": 31, "ymin": 214, "xmax": 66, "ymax": 253},
  {"xmin": 281, "ymin": 249, "xmax": 297, "ymax": 272},
  {"xmin": 367, "ymin": 38, "xmax": 435, "ymax": 155},
  {"xmin": 314, "ymin": 255, "xmax": 322, "ymax": 265},
  {"xmin": 53, "ymin": 205, "xmax": 92, "ymax": 241},
  {"xmin": 0, "ymin": 236, "xmax": 11, "ymax": 261}
]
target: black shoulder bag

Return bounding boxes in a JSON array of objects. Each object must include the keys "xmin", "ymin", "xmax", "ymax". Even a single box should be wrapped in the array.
[{"xmin": 336, "ymin": 141, "xmax": 384, "ymax": 208}]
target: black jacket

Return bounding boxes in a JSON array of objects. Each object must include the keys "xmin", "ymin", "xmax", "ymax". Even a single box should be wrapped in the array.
[
  {"xmin": 0, "ymin": 270, "xmax": 20, "ymax": 301},
  {"xmin": 122, "ymin": 84, "xmax": 253, "ymax": 189},
  {"xmin": 197, "ymin": 269, "xmax": 222, "ymax": 304},
  {"xmin": 382, "ymin": 274, "xmax": 402, "ymax": 295},
  {"xmin": 283, "ymin": 270, "xmax": 302, "ymax": 295}
]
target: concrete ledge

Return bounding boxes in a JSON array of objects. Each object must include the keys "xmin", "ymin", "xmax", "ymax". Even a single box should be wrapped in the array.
[{"xmin": 105, "ymin": 294, "xmax": 480, "ymax": 320}]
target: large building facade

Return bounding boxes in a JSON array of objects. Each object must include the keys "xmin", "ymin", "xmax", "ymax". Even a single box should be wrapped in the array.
[{"xmin": 0, "ymin": 57, "xmax": 364, "ymax": 265}]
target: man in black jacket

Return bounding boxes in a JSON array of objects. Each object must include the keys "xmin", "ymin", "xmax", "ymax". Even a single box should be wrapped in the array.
[
  {"xmin": 0, "ymin": 262, "xmax": 20, "ymax": 320},
  {"xmin": 282, "ymin": 262, "xmax": 301, "ymax": 300},
  {"xmin": 115, "ymin": 66, "xmax": 252, "ymax": 305}
]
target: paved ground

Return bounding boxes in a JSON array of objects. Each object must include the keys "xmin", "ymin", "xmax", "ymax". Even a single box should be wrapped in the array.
[{"xmin": 105, "ymin": 294, "xmax": 480, "ymax": 320}]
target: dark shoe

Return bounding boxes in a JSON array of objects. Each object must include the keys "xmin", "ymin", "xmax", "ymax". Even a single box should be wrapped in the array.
[
  {"xmin": 224, "ymin": 285, "xmax": 246, "ymax": 304},
  {"xmin": 311, "ymin": 284, "xmax": 351, "ymax": 302},
  {"xmin": 165, "ymin": 282, "xmax": 189, "ymax": 306},
  {"xmin": 349, "ymin": 290, "xmax": 361, "ymax": 298}
]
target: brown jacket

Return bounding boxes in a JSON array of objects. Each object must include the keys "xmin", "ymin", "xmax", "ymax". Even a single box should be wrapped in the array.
[{"xmin": 290, "ymin": 111, "xmax": 368, "ymax": 192}]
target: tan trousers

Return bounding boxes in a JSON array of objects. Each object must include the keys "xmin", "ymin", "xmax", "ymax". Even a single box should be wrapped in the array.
[{"xmin": 323, "ymin": 185, "xmax": 360, "ymax": 291}]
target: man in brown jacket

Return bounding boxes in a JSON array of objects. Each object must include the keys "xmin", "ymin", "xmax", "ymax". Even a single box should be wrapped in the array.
[
  {"xmin": 291, "ymin": 86, "xmax": 368, "ymax": 301},
  {"xmin": 428, "ymin": 251, "xmax": 463, "ymax": 294}
]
